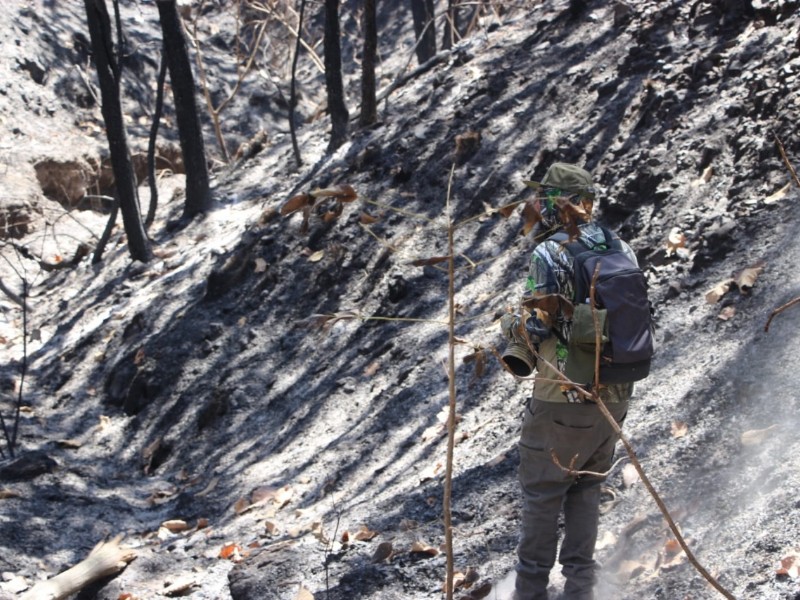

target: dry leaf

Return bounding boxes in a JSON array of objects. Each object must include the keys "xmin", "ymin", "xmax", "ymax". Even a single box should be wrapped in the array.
[
  {"xmin": 741, "ymin": 424, "xmax": 779, "ymax": 446},
  {"xmin": 670, "ymin": 421, "xmax": 688, "ymax": 438},
  {"xmin": 57, "ymin": 438, "xmax": 82, "ymax": 449},
  {"xmin": 273, "ymin": 485, "xmax": 294, "ymax": 507},
  {"xmin": 196, "ymin": 518, "xmax": 209, "ymax": 529},
  {"xmin": 497, "ymin": 201, "xmax": 520, "ymax": 218},
  {"xmin": 764, "ymin": 182, "xmax": 791, "ymax": 204},
  {"xmin": 134, "ymin": 348, "xmax": 146, "ymax": 365},
  {"xmin": 295, "ymin": 585, "xmax": 315, "ymax": 600},
  {"xmin": 663, "ymin": 538, "xmax": 681, "ymax": 555},
  {"xmin": 718, "ymin": 306, "xmax": 736, "ymax": 320},
  {"xmin": 308, "ymin": 250, "xmax": 325, "ymax": 262},
  {"xmin": 219, "ymin": 543, "xmax": 243, "ymax": 561},
  {"xmin": 705, "ymin": 279, "xmax": 733, "ymax": 303},
  {"xmin": 196, "ymin": 476, "xmax": 219, "ymax": 497},
  {"xmin": 254, "ymin": 258, "xmax": 268, "ymax": 273},
  {"xmin": 777, "ymin": 551, "xmax": 800, "ymax": 578},
  {"xmin": 163, "ymin": 576, "xmax": 197, "ymax": 597},
  {"xmin": 265, "ymin": 520, "xmax": 280, "ymax": 535},
  {"xmin": 410, "ymin": 255, "xmax": 450, "ymax": 267},
  {"xmin": 311, "ymin": 184, "xmax": 357, "ymax": 201},
  {"xmin": 360, "ymin": 212, "xmax": 379, "ymax": 224},
  {"xmin": 0, "ymin": 488, "xmax": 21, "ymax": 499},
  {"xmin": 622, "ymin": 463, "xmax": 640, "ymax": 488},
  {"xmin": 311, "ymin": 521, "xmax": 329, "ymax": 544},
  {"xmin": 162, "ymin": 519, "xmax": 190, "ymax": 533},
  {"xmin": 353, "ymin": 524, "xmax": 378, "ymax": 541},
  {"xmin": 281, "ymin": 193, "xmax": 311, "ymax": 215},
  {"xmin": 371, "ymin": 541, "xmax": 393, "ymax": 563},
  {"xmin": 521, "ymin": 200, "xmax": 541, "ymax": 235},
  {"xmin": 410, "ymin": 540, "xmax": 440, "ymax": 557},
  {"xmin": 363, "ymin": 361, "xmax": 380, "ymax": 377},
  {"xmin": 233, "ymin": 497, "xmax": 250, "ymax": 515},
  {"xmin": 691, "ymin": 165, "xmax": 713, "ymax": 187},
  {"xmin": 665, "ymin": 228, "xmax": 687, "ymax": 257},
  {"xmin": 419, "ymin": 461, "xmax": 445, "ymax": 482},
  {"xmin": 734, "ymin": 261, "xmax": 765, "ymax": 291}
]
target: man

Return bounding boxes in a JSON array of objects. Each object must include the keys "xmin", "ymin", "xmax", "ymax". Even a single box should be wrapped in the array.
[{"xmin": 501, "ymin": 163, "xmax": 637, "ymax": 600}]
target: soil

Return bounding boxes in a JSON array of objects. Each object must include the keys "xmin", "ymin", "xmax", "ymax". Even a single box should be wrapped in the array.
[{"xmin": 1, "ymin": 1, "xmax": 800, "ymax": 599}]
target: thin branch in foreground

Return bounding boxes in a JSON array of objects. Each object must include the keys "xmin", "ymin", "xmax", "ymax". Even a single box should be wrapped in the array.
[
  {"xmin": 550, "ymin": 451, "xmax": 627, "ymax": 479},
  {"xmin": 765, "ymin": 296, "xmax": 800, "ymax": 332}
]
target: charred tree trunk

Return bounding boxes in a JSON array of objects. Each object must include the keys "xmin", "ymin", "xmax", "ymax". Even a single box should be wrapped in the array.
[
  {"xmin": 289, "ymin": 0, "xmax": 306, "ymax": 166},
  {"xmin": 360, "ymin": 0, "xmax": 378, "ymax": 127},
  {"xmin": 84, "ymin": 0, "xmax": 151, "ymax": 263},
  {"xmin": 156, "ymin": 0, "xmax": 213, "ymax": 219},
  {"xmin": 410, "ymin": 0, "xmax": 436, "ymax": 63},
  {"xmin": 324, "ymin": 0, "xmax": 349, "ymax": 152}
]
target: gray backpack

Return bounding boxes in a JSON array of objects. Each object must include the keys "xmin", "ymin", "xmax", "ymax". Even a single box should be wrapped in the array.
[{"xmin": 550, "ymin": 226, "xmax": 654, "ymax": 384}]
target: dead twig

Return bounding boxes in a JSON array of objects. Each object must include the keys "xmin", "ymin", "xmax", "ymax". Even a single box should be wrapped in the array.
[
  {"xmin": 21, "ymin": 534, "xmax": 136, "ymax": 600},
  {"xmin": 550, "ymin": 451, "xmax": 627, "ymax": 478},
  {"xmin": 765, "ymin": 296, "xmax": 800, "ymax": 332},
  {"xmin": 774, "ymin": 132, "xmax": 800, "ymax": 189},
  {"xmin": 586, "ymin": 267, "xmax": 736, "ymax": 600}
]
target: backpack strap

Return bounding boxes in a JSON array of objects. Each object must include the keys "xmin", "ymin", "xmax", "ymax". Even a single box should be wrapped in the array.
[{"xmin": 548, "ymin": 225, "xmax": 619, "ymax": 256}]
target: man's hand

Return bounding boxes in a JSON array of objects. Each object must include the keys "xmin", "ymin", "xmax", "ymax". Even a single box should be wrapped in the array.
[{"xmin": 500, "ymin": 309, "xmax": 551, "ymax": 347}]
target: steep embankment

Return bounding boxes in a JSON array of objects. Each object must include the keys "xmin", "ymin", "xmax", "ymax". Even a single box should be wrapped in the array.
[{"xmin": 1, "ymin": 1, "xmax": 800, "ymax": 599}]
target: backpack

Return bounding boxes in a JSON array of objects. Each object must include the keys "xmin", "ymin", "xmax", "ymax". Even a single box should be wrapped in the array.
[{"xmin": 549, "ymin": 226, "xmax": 654, "ymax": 384}]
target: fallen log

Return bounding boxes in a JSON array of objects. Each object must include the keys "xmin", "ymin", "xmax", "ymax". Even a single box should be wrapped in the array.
[{"xmin": 21, "ymin": 534, "xmax": 136, "ymax": 600}]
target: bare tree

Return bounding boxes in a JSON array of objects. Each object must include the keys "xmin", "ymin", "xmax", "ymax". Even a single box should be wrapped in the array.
[
  {"xmin": 83, "ymin": 0, "xmax": 152, "ymax": 263},
  {"xmin": 324, "ymin": 0, "xmax": 349, "ymax": 151},
  {"xmin": 410, "ymin": 0, "xmax": 436, "ymax": 64},
  {"xmin": 156, "ymin": 0, "xmax": 213, "ymax": 219},
  {"xmin": 360, "ymin": 0, "xmax": 378, "ymax": 127}
]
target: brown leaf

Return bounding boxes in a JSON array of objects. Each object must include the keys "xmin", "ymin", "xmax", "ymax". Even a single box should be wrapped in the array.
[
  {"xmin": 360, "ymin": 211, "xmax": 379, "ymax": 224},
  {"xmin": 670, "ymin": 421, "xmax": 688, "ymax": 438},
  {"xmin": 663, "ymin": 538, "xmax": 681, "ymax": 555},
  {"xmin": 310, "ymin": 184, "xmax": 357, "ymax": 201},
  {"xmin": 254, "ymin": 258, "xmax": 268, "ymax": 273},
  {"xmin": 281, "ymin": 193, "xmax": 312, "ymax": 216},
  {"xmin": 0, "ymin": 488, "xmax": 21, "ymax": 499},
  {"xmin": 521, "ymin": 200, "xmax": 541, "ymax": 235},
  {"xmin": 777, "ymin": 552, "xmax": 800, "ymax": 578},
  {"xmin": 233, "ymin": 497, "xmax": 250, "ymax": 515},
  {"xmin": 162, "ymin": 519, "xmax": 190, "ymax": 533},
  {"xmin": 371, "ymin": 541, "xmax": 393, "ymax": 563},
  {"xmin": 734, "ymin": 261, "xmax": 765, "ymax": 292},
  {"xmin": 718, "ymin": 306, "xmax": 736, "ymax": 321},
  {"xmin": 265, "ymin": 520, "xmax": 280, "ymax": 535},
  {"xmin": 353, "ymin": 524, "xmax": 378, "ymax": 541},
  {"xmin": 522, "ymin": 294, "xmax": 574, "ymax": 320},
  {"xmin": 705, "ymin": 278, "xmax": 733, "ymax": 303},
  {"xmin": 134, "ymin": 348, "xmax": 146, "ymax": 365},
  {"xmin": 497, "ymin": 201, "xmax": 520, "ymax": 218},
  {"xmin": 219, "ymin": 543, "xmax": 243, "ymax": 561},
  {"xmin": 410, "ymin": 255, "xmax": 450, "ymax": 267},
  {"xmin": 410, "ymin": 540, "xmax": 440, "ymax": 557}
]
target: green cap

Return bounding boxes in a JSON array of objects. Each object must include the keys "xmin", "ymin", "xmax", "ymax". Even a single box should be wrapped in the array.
[{"xmin": 524, "ymin": 162, "xmax": 596, "ymax": 199}]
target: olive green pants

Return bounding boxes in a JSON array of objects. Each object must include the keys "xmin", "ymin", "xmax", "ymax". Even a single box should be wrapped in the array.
[{"xmin": 515, "ymin": 398, "xmax": 628, "ymax": 600}]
